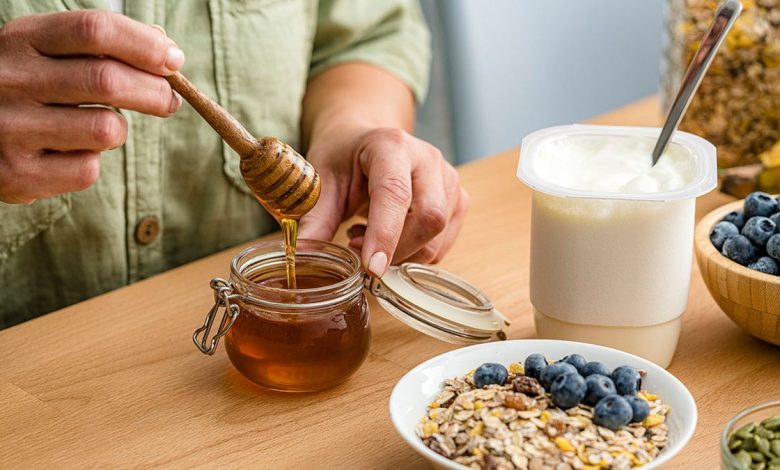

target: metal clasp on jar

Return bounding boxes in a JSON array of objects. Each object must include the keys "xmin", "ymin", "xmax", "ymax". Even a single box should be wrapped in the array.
[{"xmin": 193, "ymin": 278, "xmax": 240, "ymax": 355}]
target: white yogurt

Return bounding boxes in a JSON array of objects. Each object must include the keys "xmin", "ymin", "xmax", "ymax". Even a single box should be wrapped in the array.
[
  {"xmin": 532, "ymin": 135, "xmax": 696, "ymax": 194},
  {"xmin": 518, "ymin": 126, "xmax": 717, "ymax": 367}
]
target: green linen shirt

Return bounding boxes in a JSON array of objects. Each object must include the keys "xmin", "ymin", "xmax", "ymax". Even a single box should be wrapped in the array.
[{"xmin": 0, "ymin": 0, "xmax": 430, "ymax": 329}]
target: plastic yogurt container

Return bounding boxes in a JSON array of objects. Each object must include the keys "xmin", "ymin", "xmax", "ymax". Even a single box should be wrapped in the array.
[{"xmin": 517, "ymin": 125, "xmax": 717, "ymax": 367}]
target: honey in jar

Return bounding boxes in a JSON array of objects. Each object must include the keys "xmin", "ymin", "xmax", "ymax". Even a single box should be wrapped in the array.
[
  {"xmin": 194, "ymin": 241, "xmax": 510, "ymax": 392},
  {"xmin": 201, "ymin": 240, "xmax": 370, "ymax": 392}
]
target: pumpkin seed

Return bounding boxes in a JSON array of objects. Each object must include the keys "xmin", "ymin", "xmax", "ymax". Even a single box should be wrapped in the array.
[
  {"xmin": 771, "ymin": 439, "xmax": 780, "ymax": 457},
  {"xmin": 751, "ymin": 451, "xmax": 767, "ymax": 463},
  {"xmin": 737, "ymin": 450, "xmax": 754, "ymax": 467},
  {"xmin": 758, "ymin": 437, "xmax": 773, "ymax": 457},
  {"xmin": 738, "ymin": 423, "xmax": 758, "ymax": 440},
  {"xmin": 731, "ymin": 438, "xmax": 744, "ymax": 450},
  {"xmin": 763, "ymin": 417, "xmax": 780, "ymax": 431},
  {"xmin": 745, "ymin": 436, "xmax": 759, "ymax": 451}
]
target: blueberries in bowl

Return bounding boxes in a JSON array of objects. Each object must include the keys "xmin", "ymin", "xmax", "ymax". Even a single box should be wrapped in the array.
[
  {"xmin": 624, "ymin": 395, "xmax": 651, "ymax": 423},
  {"xmin": 594, "ymin": 394, "xmax": 634, "ymax": 431},
  {"xmin": 560, "ymin": 353, "xmax": 587, "ymax": 373},
  {"xmin": 611, "ymin": 365, "xmax": 642, "ymax": 396},
  {"xmin": 722, "ymin": 235, "xmax": 759, "ymax": 266},
  {"xmin": 748, "ymin": 257, "xmax": 780, "ymax": 275},
  {"xmin": 523, "ymin": 353, "xmax": 548, "ymax": 380},
  {"xmin": 473, "ymin": 363, "xmax": 508, "ymax": 388},
  {"xmin": 742, "ymin": 217, "xmax": 776, "ymax": 247},
  {"xmin": 550, "ymin": 372, "xmax": 586, "ymax": 409},
  {"xmin": 744, "ymin": 191, "xmax": 778, "ymax": 218},
  {"xmin": 710, "ymin": 192, "xmax": 780, "ymax": 275},
  {"xmin": 768, "ymin": 234, "xmax": 780, "ymax": 261},
  {"xmin": 723, "ymin": 210, "xmax": 747, "ymax": 229},
  {"xmin": 583, "ymin": 374, "xmax": 616, "ymax": 406},
  {"xmin": 580, "ymin": 361, "xmax": 611, "ymax": 378},
  {"xmin": 770, "ymin": 212, "xmax": 780, "ymax": 228},
  {"xmin": 505, "ymin": 355, "xmax": 661, "ymax": 433},
  {"xmin": 710, "ymin": 221, "xmax": 739, "ymax": 251},
  {"xmin": 540, "ymin": 362, "xmax": 578, "ymax": 391}
]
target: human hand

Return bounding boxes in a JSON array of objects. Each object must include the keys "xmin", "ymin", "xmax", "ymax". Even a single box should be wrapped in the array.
[
  {"xmin": 298, "ymin": 126, "xmax": 469, "ymax": 277},
  {"xmin": 0, "ymin": 10, "xmax": 184, "ymax": 204}
]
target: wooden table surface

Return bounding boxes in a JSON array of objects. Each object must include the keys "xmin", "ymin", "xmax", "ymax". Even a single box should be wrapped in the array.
[{"xmin": 2, "ymin": 97, "xmax": 778, "ymax": 469}]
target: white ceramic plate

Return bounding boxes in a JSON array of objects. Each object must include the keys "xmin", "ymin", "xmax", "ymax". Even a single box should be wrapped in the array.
[{"xmin": 389, "ymin": 340, "xmax": 697, "ymax": 470}]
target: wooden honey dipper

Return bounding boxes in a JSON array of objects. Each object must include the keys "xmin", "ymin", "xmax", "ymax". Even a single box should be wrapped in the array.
[{"xmin": 165, "ymin": 72, "xmax": 320, "ymax": 220}]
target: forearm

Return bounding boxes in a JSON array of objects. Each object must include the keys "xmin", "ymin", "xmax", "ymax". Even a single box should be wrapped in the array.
[{"xmin": 301, "ymin": 62, "xmax": 416, "ymax": 152}]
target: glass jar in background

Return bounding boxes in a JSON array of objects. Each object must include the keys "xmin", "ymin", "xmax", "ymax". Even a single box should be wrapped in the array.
[{"xmin": 662, "ymin": 0, "xmax": 780, "ymax": 195}]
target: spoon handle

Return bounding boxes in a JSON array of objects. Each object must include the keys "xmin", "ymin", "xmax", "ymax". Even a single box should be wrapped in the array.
[
  {"xmin": 165, "ymin": 72, "xmax": 256, "ymax": 157},
  {"xmin": 652, "ymin": 0, "xmax": 742, "ymax": 165}
]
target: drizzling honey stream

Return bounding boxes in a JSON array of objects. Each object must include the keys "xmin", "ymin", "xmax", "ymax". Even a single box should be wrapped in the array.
[{"xmin": 165, "ymin": 72, "xmax": 320, "ymax": 288}]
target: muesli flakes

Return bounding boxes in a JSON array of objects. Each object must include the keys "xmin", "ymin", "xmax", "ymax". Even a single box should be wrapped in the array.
[{"xmin": 417, "ymin": 365, "xmax": 669, "ymax": 469}]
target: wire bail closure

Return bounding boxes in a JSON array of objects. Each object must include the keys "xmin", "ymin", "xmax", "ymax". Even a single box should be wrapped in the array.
[{"xmin": 193, "ymin": 278, "xmax": 240, "ymax": 355}]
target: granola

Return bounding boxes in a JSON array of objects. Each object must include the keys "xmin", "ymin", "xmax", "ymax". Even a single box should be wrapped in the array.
[
  {"xmin": 663, "ymin": 0, "xmax": 780, "ymax": 193},
  {"xmin": 417, "ymin": 364, "xmax": 670, "ymax": 470}
]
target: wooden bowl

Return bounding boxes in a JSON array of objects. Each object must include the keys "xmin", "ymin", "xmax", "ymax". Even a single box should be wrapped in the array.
[{"xmin": 694, "ymin": 198, "xmax": 780, "ymax": 346}]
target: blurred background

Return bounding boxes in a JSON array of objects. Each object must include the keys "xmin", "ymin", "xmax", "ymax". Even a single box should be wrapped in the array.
[{"xmin": 416, "ymin": 0, "xmax": 665, "ymax": 164}]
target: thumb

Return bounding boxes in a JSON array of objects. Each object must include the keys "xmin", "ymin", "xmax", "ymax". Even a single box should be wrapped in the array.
[{"xmin": 297, "ymin": 176, "xmax": 344, "ymax": 242}]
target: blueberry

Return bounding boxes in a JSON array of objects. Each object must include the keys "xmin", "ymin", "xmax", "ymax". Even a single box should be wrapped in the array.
[
  {"xmin": 524, "ymin": 353, "xmax": 548, "ymax": 380},
  {"xmin": 723, "ymin": 211, "xmax": 747, "ymax": 230},
  {"xmin": 722, "ymin": 235, "xmax": 759, "ymax": 266},
  {"xmin": 742, "ymin": 217, "xmax": 776, "ymax": 248},
  {"xmin": 580, "ymin": 361, "xmax": 610, "ymax": 378},
  {"xmin": 474, "ymin": 363, "xmax": 508, "ymax": 388},
  {"xmin": 550, "ymin": 373, "xmax": 587, "ymax": 409},
  {"xmin": 745, "ymin": 192, "xmax": 779, "ymax": 219},
  {"xmin": 769, "ymin": 234, "xmax": 780, "ymax": 261},
  {"xmin": 540, "ymin": 362, "xmax": 578, "ymax": 391},
  {"xmin": 749, "ymin": 256, "xmax": 780, "ymax": 275},
  {"xmin": 583, "ymin": 374, "xmax": 616, "ymax": 407},
  {"xmin": 593, "ymin": 394, "xmax": 633, "ymax": 431},
  {"xmin": 770, "ymin": 212, "xmax": 780, "ymax": 230},
  {"xmin": 623, "ymin": 395, "xmax": 650, "ymax": 423},
  {"xmin": 560, "ymin": 354, "xmax": 587, "ymax": 373},
  {"xmin": 611, "ymin": 366, "xmax": 642, "ymax": 396},
  {"xmin": 710, "ymin": 221, "xmax": 740, "ymax": 251}
]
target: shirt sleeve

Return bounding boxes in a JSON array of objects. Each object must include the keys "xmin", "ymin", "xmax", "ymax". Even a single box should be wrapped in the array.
[{"xmin": 310, "ymin": 0, "xmax": 432, "ymax": 103}]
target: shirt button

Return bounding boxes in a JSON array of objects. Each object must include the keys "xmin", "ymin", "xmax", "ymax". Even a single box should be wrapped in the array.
[{"xmin": 135, "ymin": 216, "xmax": 160, "ymax": 245}]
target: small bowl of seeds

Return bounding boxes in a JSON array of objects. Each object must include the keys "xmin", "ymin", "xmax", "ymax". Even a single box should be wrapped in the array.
[{"xmin": 722, "ymin": 400, "xmax": 780, "ymax": 470}]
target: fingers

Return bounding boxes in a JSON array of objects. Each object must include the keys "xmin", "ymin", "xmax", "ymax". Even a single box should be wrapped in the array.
[
  {"xmin": 360, "ymin": 137, "xmax": 413, "ymax": 277},
  {"xmin": 0, "ymin": 150, "xmax": 101, "ymax": 204},
  {"xmin": 390, "ymin": 157, "xmax": 448, "ymax": 263},
  {"xmin": 23, "ymin": 10, "xmax": 184, "ymax": 76},
  {"xmin": 34, "ymin": 57, "xmax": 180, "ymax": 117},
  {"xmin": 432, "ymin": 188, "xmax": 470, "ymax": 263},
  {"xmin": 298, "ymin": 169, "xmax": 346, "ymax": 242},
  {"xmin": 7, "ymin": 106, "xmax": 127, "ymax": 152},
  {"xmin": 402, "ymin": 165, "xmax": 466, "ymax": 264}
]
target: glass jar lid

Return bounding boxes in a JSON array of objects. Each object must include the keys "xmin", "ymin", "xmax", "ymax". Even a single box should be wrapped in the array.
[{"xmin": 367, "ymin": 263, "xmax": 510, "ymax": 344}]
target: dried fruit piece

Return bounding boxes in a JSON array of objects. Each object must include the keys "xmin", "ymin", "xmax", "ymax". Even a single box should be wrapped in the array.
[
  {"xmin": 503, "ymin": 393, "xmax": 535, "ymax": 411},
  {"xmin": 422, "ymin": 421, "xmax": 438, "ymax": 438},
  {"xmin": 555, "ymin": 437, "xmax": 575, "ymax": 452},
  {"xmin": 513, "ymin": 376, "xmax": 545, "ymax": 396},
  {"xmin": 643, "ymin": 414, "xmax": 665, "ymax": 428}
]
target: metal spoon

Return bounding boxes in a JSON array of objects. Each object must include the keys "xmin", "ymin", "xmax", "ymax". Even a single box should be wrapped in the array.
[{"xmin": 651, "ymin": 0, "xmax": 742, "ymax": 166}]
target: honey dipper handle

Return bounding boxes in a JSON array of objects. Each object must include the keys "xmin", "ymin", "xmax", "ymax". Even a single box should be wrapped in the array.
[{"xmin": 166, "ymin": 72, "xmax": 256, "ymax": 157}]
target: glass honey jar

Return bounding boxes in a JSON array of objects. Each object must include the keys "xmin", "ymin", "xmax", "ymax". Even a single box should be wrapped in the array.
[{"xmin": 194, "ymin": 239, "xmax": 510, "ymax": 392}]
